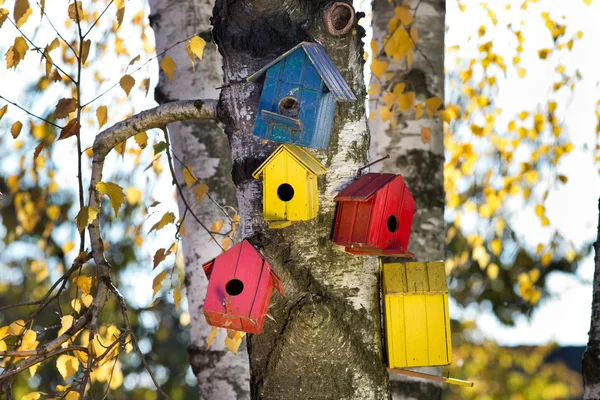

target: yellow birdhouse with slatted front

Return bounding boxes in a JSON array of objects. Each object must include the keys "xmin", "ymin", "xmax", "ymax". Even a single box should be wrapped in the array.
[
  {"xmin": 252, "ymin": 144, "xmax": 326, "ymax": 229},
  {"xmin": 381, "ymin": 260, "xmax": 452, "ymax": 369}
]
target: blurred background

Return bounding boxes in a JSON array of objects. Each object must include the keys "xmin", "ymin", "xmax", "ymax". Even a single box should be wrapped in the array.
[{"xmin": 0, "ymin": 0, "xmax": 598, "ymax": 398}]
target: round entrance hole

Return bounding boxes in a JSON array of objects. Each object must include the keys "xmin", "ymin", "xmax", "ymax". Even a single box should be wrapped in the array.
[
  {"xmin": 387, "ymin": 215, "xmax": 398, "ymax": 233},
  {"xmin": 277, "ymin": 183, "xmax": 295, "ymax": 202},
  {"xmin": 225, "ymin": 279, "xmax": 244, "ymax": 296},
  {"xmin": 278, "ymin": 97, "xmax": 300, "ymax": 118},
  {"xmin": 324, "ymin": 2, "xmax": 355, "ymax": 36}
]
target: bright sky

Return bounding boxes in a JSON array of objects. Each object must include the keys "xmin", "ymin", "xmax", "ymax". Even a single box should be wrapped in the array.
[{"xmin": 1, "ymin": 0, "xmax": 598, "ymax": 347}]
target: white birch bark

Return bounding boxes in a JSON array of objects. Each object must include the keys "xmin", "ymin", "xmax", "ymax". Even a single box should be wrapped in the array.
[
  {"xmin": 583, "ymin": 199, "xmax": 600, "ymax": 399},
  {"xmin": 369, "ymin": 0, "xmax": 446, "ymax": 398},
  {"xmin": 147, "ymin": 1, "xmax": 249, "ymax": 398}
]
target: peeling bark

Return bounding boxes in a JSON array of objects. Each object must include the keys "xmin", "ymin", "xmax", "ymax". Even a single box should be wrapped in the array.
[
  {"xmin": 369, "ymin": 0, "xmax": 445, "ymax": 398},
  {"xmin": 583, "ymin": 198, "xmax": 600, "ymax": 399},
  {"xmin": 211, "ymin": 1, "xmax": 389, "ymax": 399},
  {"xmin": 147, "ymin": 1, "xmax": 248, "ymax": 398}
]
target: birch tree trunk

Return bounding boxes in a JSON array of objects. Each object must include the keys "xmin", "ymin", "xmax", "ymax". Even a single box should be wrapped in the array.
[
  {"xmin": 369, "ymin": 0, "xmax": 445, "ymax": 398},
  {"xmin": 583, "ymin": 198, "xmax": 600, "ymax": 399},
  {"xmin": 210, "ymin": 1, "xmax": 389, "ymax": 398},
  {"xmin": 148, "ymin": 1, "xmax": 250, "ymax": 398}
]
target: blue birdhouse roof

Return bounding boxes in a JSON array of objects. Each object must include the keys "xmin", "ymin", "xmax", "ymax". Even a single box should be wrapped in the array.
[{"xmin": 247, "ymin": 42, "xmax": 357, "ymax": 103}]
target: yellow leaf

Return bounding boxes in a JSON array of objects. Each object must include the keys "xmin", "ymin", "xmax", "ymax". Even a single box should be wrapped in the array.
[
  {"xmin": 160, "ymin": 55, "xmax": 177, "ymax": 84},
  {"xmin": 56, "ymin": 354, "xmax": 80, "ymax": 381},
  {"xmin": 67, "ymin": 1, "xmax": 83, "ymax": 22},
  {"xmin": 152, "ymin": 270, "xmax": 167, "ymax": 298},
  {"xmin": 22, "ymin": 393, "xmax": 41, "ymax": 400},
  {"xmin": 125, "ymin": 186, "xmax": 141, "ymax": 205},
  {"xmin": 420, "ymin": 127, "xmax": 431, "ymax": 144},
  {"xmin": 8, "ymin": 320, "xmax": 26, "ymax": 335},
  {"xmin": 114, "ymin": 140, "xmax": 126, "ymax": 156},
  {"xmin": 538, "ymin": 48, "xmax": 551, "ymax": 59},
  {"xmin": 222, "ymin": 237, "xmax": 233, "ymax": 251},
  {"xmin": 96, "ymin": 181, "xmax": 125, "ymax": 215},
  {"xmin": 487, "ymin": 263, "xmax": 499, "ymax": 280},
  {"xmin": 380, "ymin": 106, "xmax": 393, "ymax": 122},
  {"xmin": 55, "ymin": 98, "xmax": 77, "ymax": 119},
  {"xmin": 425, "ymin": 97, "xmax": 443, "ymax": 117},
  {"xmin": 517, "ymin": 68, "xmax": 527, "ymax": 78},
  {"xmin": 73, "ymin": 276, "xmax": 92, "ymax": 295},
  {"xmin": 149, "ymin": 212, "xmax": 175, "ymax": 235},
  {"xmin": 14, "ymin": 0, "xmax": 31, "ymax": 27},
  {"xmin": 134, "ymin": 132, "xmax": 148, "ymax": 149},
  {"xmin": 535, "ymin": 204, "xmax": 545, "ymax": 217},
  {"xmin": 71, "ymin": 298, "xmax": 81, "ymax": 313},
  {"xmin": 74, "ymin": 206, "xmax": 98, "ymax": 232},
  {"xmin": 398, "ymin": 92, "xmax": 415, "ymax": 112},
  {"xmin": 185, "ymin": 36, "xmax": 206, "ymax": 71},
  {"xmin": 394, "ymin": 5, "xmax": 413, "ymax": 25},
  {"xmin": 193, "ymin": 183, "xmax": 209, "ymax": 202},
  {"xmin": 206, "ymin": 327, "xmax": 218, "ymax": 350},
  {"xmin": 524, "ymin": 170, "xmax": 539, "ymax": 185},
  {"xmin": 120, "ymin": 74, "xmax": 135, "ymax": 96},
  {"xmin": 584, "ymin": 0, "xmax": 592, "ymax": 5},
  {"xmin": 96, "ymin": 105, "xmax": 107, "ymax": 128},
  {"xmin": 65, "ymin": 392, "xmax": 80, "ymax": 400},
  {"xmin": 46, "ymin": 204, "xmax": 60, "ymax": 220},
  {"xmin": 478, "ymin": 25, "xmax": 486, "ymax": 37},
  {"xmin": 0, "ymin": 9, "xmax": 8, "ymax": 29},
  {"xmin": 58, "ymin": 119, "xmax": 80, "ymax": 140},
  {"xmin": 81, "ymin": 293, "xmax": 93, "ymax": 307},
  {"xmin": 6, "ymin": 36, "xmax": 29, "ymax": 69},
  {"xmin": 140, "ymin": 78, "xmax": 150, "ymax": 97},
  {"xmin": 62, "ymin": 241, "xmax": 75, "ymax": 254},
  {"xmin": 174, "ymin": 281, "xmax": 182, "ymax": 311},
  {"xmin": 81, "ymin": 39, "xmax": 91, "ymax": 64},
  {"xmin": 153, "ymin": 248, "xmax": 168, "ymax": 269},
  {"xmin": 490, "ymin": 239, "xmax": 502, "ymax": 256},
  {"xmin": 541, "ymin": 252, "xmax": 552, "ymax": 266},
  {"xmin": 21, "ymin": 329, "xmax": 37, "ymax": 350},
  {"xmin": 210, "ymin": 220, "xmax": 224, "ymax": 237},
  {"xmin": 11, "ymin": 121, "xmax": 22, "ymax": 138},
  {"xmin": 0, "ymin": 104, "xmax": 7, "ymax": 120},
  {"xmin": 0, "ymin": 340, "xmax": 6, "ymax": 352},
  {"xmin": 57, "ymin": 315, "xmax": 74, "ymax": 337},
  {"xmin": 29, "ymin": 362, "xmax": 39, "ymax": 377},
  {"xmin": 224, "ymin": 330, "xmax": 244, "ymax": 354},
  {"xmin": 128, "ymin": 54, "xmax": 140, "ymax": 66},
  {"xmin": 370, "ymin": 58, "xmax": 388, "ymax": 79},
  {"xmin": 183, "ymin": 166, "xmax": 198, "ymax": 188},
  {"xmin": 438, "ymin": 109, "xmax": 455, "ymax": 123}
]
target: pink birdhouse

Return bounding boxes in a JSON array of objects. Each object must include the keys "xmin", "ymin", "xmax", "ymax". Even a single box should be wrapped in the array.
[
  {"xmin": 332, "ymin": 173, "xmax": 416, "ymax": 257},
  {"xmin": 203, "ymin": 240, "xmax": 282, "ymax": 334}
]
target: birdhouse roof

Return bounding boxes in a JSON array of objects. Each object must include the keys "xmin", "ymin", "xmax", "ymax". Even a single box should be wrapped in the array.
[
  {"xmin": 382, "ymin": 261, "xmax": 448, "ymax": 295},
  {"xmin": 334, "ymin": 173, "xmax": 398, "ymax": 202},
  {"xmin": 202, "ymin": 240, "xmax": 263, "ymax": 280},
  {"xmin": 246, "ymin": 41, "xmax": 357, "ymax": 102},
  {"xmin": 252, "ymin": 144, "xmax": 327, "ymax": 179}
]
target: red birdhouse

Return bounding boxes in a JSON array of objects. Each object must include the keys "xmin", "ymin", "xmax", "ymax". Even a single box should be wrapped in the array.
[
  {"xmin": 332, "ymin": 173, "xmax": 416, "ymax": 256},
  {"xmin": 203, "ymin": 240, "xmax": 282, "ymax": 334}
]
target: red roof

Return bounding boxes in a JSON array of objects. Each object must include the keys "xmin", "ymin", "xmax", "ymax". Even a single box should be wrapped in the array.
[{"xmin": 334, "ymin": 173, "xmax": 398, "ymax": 201}]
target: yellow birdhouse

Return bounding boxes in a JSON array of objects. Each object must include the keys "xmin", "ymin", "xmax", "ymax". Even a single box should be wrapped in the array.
[
  {"xmin": 381, "ymin": 260, "xmax": 452, "ymax": 369},
  {"xmin": 252, "ymin": 144, "xmax": 326, "ymax": 228}
]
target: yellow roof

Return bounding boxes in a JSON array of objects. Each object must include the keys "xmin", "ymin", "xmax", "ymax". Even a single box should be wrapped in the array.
[
  {"xmin": 252, "ymin": 144, "xmax": 327, "ymax": 178},
  {"xmin": 382, "ymin": 261, "xmax": 448, "ymax": 295}
]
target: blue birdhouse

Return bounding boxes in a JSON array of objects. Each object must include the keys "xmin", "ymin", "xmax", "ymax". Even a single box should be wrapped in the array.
[{"xmin": 247, "ymin": 41, "xmax": 357, "ymax": 150}]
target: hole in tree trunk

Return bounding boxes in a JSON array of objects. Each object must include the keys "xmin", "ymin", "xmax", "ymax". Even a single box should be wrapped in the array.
[
  {"xmin": 324, "ymin": 2, "xmax": 355, "ymax": 36},
  {"xmin": 225, "ymin": 279, "xmax": 244, "ymax": 296},
  {"xmin": 277, "ymin": 183, "xmax": 295, "ymax": 202},
  {"xmin": 278, "ymin": 97, "xmax": 300, "ymax": 118},
  {"xmin": 387, "ymin": 215, "xmax": 398, "ymax": 233}
]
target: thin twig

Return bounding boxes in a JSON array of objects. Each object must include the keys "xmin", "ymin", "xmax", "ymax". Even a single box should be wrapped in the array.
[
  {"xmin": 36, "ymin": 1, "xmax": 78, "ymax": 56},
  {"xmin": 7, "ymin": 17, "xmax": 76, "ymax": 83},
  {"xmin": 83, "ymin": 0, "xmax": 114, "ymax": 38},
  {"xmin": 107, "ymin": 283, "xmax": 173, "ymax": 400},
  {"xmin": 81, "ymin": 33, "xmax": 201, "ymax": 108},
  {"xmin": 0, "ymin": 346, "xmax": 88, "ymax": 381},
  {"xmin": 0, "ymin": 95, "xmax": 63, "ymax": 129},
  {"xmin": 163, "ymin": 128, "xmax": 225, "ymax": 251}
]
